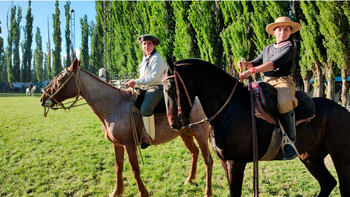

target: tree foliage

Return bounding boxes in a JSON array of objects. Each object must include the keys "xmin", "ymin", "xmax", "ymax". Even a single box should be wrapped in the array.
[
  {"xmin": 35, "ymin": 27, "xmax": 43, "ymax": 82},
  {"xmin": 79, "ymin": 14, "xmax": 89, "ymax": 70},
  {"xmin": 52, "ymin": 0, "xmax": 62, "ymax": 76},
  {"xmin": 64, "ymin": 1, "xmax": 71, "ymax": 68},
  {"xmin": 22, "ymin": 0, "xmax": 33, "ymax": 82}
]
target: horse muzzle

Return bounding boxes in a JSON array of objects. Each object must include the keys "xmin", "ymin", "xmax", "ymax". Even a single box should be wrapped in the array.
[{"xmin": 40, "ymin": 96, "xmax": 53, "ymax": 107}]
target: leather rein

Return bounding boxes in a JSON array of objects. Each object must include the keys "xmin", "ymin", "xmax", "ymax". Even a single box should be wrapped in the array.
[{"xmin": 163, "ymin": 67, "xmax": 239, "ymax": 128}]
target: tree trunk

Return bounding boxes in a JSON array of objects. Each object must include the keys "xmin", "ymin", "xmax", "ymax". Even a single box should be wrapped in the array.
[
  {"xmin": 312, "ymin": 63, "xmax": 325, "ymax": 97},
  {"xmin": 324, "ymin": 64, "xmax": 335, "ymax": 101},
  {"xmin": 303, "ymin": 70, "xmax": 313, "ymax": 94},
  {"xmin": 341, "ymin": 67, "xmax": 348, "ymax": 107}
]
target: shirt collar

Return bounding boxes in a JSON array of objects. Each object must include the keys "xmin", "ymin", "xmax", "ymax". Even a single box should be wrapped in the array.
[{"xmin": 274, "ymin": 40, "xmax": 291, "ymax": 48}]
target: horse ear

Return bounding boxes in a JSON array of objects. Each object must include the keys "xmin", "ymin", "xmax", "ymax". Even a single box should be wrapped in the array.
[
  {"xmin": 166, "ymin": 55, "xmax": 174, "ymax": 71},
  {"xmin": 68, "ymin": 58, "xmax": 79, "ymax": 72}
]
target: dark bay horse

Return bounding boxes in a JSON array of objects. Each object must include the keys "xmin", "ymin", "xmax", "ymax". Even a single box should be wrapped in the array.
[
  {"xmin": 163, "ymin": 58, "xmax": 350, "ymax": 197},
  {"xmin": 39, "ymin": 59, "xmax": 214, "ymax": 197}
]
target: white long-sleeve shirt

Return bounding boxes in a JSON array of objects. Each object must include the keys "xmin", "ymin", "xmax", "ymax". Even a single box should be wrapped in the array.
[{"xmin": 136, "ymin": 52, "xmax": 166, "ymax": 86}]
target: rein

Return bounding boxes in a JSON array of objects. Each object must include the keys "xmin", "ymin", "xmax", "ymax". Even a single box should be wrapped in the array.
[
  {"xmin": 163, "ymin": 67, "xmax": 239, "ymax": 129},
  {"xmin": 42, "ymin": 67, "xmax": 117, "ymax": 117}
]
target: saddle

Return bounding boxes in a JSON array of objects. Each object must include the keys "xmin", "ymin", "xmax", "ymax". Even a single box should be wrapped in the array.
[
  {"xmin": 252, "ymin": 81, "xmax": 315, "ymax": 125},
  {"xmin": 133, "ymin": 87, "xmax": 167, "ymax": 116},
  {"xmin": 251, "ymin": 82, "xmax": 316, "ymax": 161}
]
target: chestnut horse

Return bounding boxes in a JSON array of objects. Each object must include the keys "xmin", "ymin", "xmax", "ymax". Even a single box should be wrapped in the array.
[
  {"xmin": 40, "ymin": 59, "xmax": 213, "ymax": 197},
  {"xmin": 163, "ymin": 58, "xmax": 350, "ymax": 197}
]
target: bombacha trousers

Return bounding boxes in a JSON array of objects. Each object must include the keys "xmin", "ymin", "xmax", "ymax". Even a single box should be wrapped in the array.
[
  {"xmin": 140, "ymin": 86, "xmax": 164, "ymax": 117},
  {"xmin": 263, "ymin": 76, "xmax": 298, "ymax": 114}
]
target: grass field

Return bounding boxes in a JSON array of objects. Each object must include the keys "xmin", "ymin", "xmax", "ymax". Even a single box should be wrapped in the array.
[{"xmin": 0, "ymin": 93, "xmax": 341, "ymax": 197}]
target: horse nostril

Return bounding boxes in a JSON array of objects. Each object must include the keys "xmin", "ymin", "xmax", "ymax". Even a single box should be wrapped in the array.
[{"xmin": 170, "ymin": 125, "xmax": 176, "ymax": 130}]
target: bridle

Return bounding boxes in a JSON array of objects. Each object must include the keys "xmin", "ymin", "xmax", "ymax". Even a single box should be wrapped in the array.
[
  {"xmin": 163, "ymin": 67, "xmax": 193, "ymax": 127},
  {"xmin": 42, "ymin": 67, "xmax": 82, "ymax": 117},
  {"xmin": 163, "ymin": 66, "xmax": 239, "ymax": 128}
]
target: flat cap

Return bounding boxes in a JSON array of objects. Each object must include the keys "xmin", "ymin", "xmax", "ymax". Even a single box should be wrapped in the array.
[{"xmin": 137, "ymin": 34, "xmax": 160, "ymax": 46}]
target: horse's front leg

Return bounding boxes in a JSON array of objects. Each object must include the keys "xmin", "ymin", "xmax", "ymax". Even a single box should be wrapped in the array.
[
  {"xmin": 179, "ymin": 132, "xmax": 200, "ymax": 185},
  {"xmin": 192, "ymin": 129, "xmax": 214, "ymax": 197},
  {"xmin": 124, "ymin": 143, "xmax": 149, "ymax": 197},
  {"xmin": 109, "ymin": 144, "xmax": 125, "ymax": 197},
  {"xmin": 222, "ymin": 159, "xmax": 246, "ymax": 197}
]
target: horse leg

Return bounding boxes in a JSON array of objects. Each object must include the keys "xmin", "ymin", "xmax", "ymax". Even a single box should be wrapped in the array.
[
  {"xmin": 222, "ymin": 159, "xmax": 246, "ymax": 197},
  {"xmin": 124, "ymin": 143, "xmax": 149, "ymax": 197},
  {"xmin": 109, "ymin": 144, "xmax": 125, "ymax": 197},
  {"xmin": 193, "ymin": 132, "xmax": 213, "ymax": 197},
  {"xmin": 179, "ymin": 132, "xmax": 199, "ymax": 184},
  {"xmin": 329, "ymin": 153, "xmax": 350, "ymax": 196},
  {"xmin": 299, "ymin": 147, "xmax": 337, "ymax": 197}
]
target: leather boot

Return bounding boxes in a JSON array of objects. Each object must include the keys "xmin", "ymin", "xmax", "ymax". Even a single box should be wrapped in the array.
[
  {"xmin": 282, "ymin": 110, "xmax": 297, "ymax": 160},
  {"xmin": 141, "ymin": 115, "xmax": 155, "ymax": 149}
]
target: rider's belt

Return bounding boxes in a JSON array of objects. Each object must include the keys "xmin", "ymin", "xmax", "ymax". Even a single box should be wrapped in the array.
[
  {"xmin": 263, "ymin": 75, "xmax": 292, "ymax": 83},
  {"xmin": 139, "ymin": 85, "xmax": 163, "ymax": 90}
]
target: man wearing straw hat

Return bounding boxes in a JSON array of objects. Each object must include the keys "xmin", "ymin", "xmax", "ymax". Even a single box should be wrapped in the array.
[{"xmin": 237, "ymin": 16, "xmax": 301, "ymax": 160}]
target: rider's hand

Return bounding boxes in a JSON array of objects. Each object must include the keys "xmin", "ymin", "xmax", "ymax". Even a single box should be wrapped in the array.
[
  {"xmin": 237, "ymin": 59, "xmax": 247, "ymax": 70},
  {"xmin": 239, "ymin": 69, "xmax": 253, "ymax": 80},
  {"xmin": 125, "ymin": 79, "xmax": 136, "ymax": 87}
]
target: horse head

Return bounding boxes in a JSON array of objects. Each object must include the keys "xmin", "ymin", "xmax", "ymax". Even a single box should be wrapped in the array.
[
  {"xmin": 40, "ymin": 58, "xmax": 81, "ymax": 109},
  {"xmin": 163, "ymin": 56, "xmax": 195, "ymax": 130}
]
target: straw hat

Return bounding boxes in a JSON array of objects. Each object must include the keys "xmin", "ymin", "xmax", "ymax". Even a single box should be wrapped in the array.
[
  {"xmin": 266, "ymin": 17, "xmax": 301, "ymax": 35},
  {"xmin": 137, "ymin": 34, "xmax": 160, "ymax": 46}
]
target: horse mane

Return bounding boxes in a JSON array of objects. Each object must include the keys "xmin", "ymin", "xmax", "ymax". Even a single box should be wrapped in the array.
[
  {"xmin": 79, "ymin": 67, "xmax": 132, "ymax": 100},
  {"xmin": 174, "ymin": 58, "xmax": 237, "ymax": 84}
]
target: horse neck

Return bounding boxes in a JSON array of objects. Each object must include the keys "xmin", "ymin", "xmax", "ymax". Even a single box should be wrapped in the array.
[
  {"xmin": 78, "ymin": 69, "xmax": 130, "ymax": 118},
  {"xmin": 183, "ymin": 67, "xmax": 249, "ymax": 119}
]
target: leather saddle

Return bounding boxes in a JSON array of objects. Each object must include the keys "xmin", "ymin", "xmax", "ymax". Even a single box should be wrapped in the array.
[
  {"xmin": 133, "ymin": 88, "xmax": 167, "ymax": 116},
  {"xmin": 251, "ymin": 82, "xmax": 316, "ymax": 161}
]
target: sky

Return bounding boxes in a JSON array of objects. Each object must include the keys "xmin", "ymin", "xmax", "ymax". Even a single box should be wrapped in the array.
[{"xmin": 0, "ymin": 0, "xmax": 97, "ymax": 58}]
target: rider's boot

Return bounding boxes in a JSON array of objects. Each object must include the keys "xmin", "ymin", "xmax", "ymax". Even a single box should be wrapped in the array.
[
  {"xmin": 282, "ymin": 110, "xmax": 298, "ymax": 160},
  {"xmin": 141, "ymin": 115, "xmax": 155, "ymax": 149}
]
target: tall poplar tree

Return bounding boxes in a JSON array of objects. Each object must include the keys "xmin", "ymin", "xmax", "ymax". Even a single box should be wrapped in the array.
[
  {"xmin": 6, "ymin": 8, "xmax": 14, "ymax": 83},
  {"xmin": 149, "ymin": 1, "xmax": 175, "ymax": 59},
  {"xmin": 52, "ymin": 0, "xmax": 62, "ymax": 76},
  {"xmin": 23, "ymin": 0, "xmax": 33, "ymax": 82},
  {"xmin": 43, "ymin": 52, "xmax": 48, "ymax": 81},
  {"xmin": 188, "ymin": 1, "xmax": 224, "ymax": 67},
  {"xmin": 12, "ymin": 6, "xmax": 22, "ymax": 82},
  {"xmin": 172, "ymin": 1, "xmax": 198, "ymax": 60},
  {"xmin": 47, "ymin": 17, "xmax": 52, "ymax": 81},
  {"xmin": 316, "ymin": 1, "xmax": 347, "ymax": 101},
  {"xmin": 220, "ymin": 1, "xmax": 253, "ymax": 76},
  {"xmin": 80, "ymin": 14, "xmax": 89, "ymax": 70},
  {"xmin": 90, "ymin": 20, "xmax": 103, "ymax": 76},
  {"xmin": 0, "ymin": 36, "xmax": 4, "ymax": 82},
  {"xmin": 35, "ymin": 27, "xmax": 43, "ymax": 82},
  {"xmin": 64, "ymin": 1, "xmax": 71, "ymax": 67},
  {"xmin": 299, "ymin": 1, "xmax": 326, "ymax": 97}
]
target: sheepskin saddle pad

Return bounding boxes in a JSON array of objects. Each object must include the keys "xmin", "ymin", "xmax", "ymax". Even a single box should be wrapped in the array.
[{"xmin": 251, "ymin": 81, "xmax": 315, "ymax": 124}]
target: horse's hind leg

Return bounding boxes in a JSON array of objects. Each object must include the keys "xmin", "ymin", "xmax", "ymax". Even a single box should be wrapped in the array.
[
  {"xmin": 179, "ymin": 132, "xmax": 199, "ymax": 184},
  {"xmin": 330, "ymin": 152, "xmax": 350, "ymax": 196},
  {"xmin": 299, "ymin": 147, "xmax": 337, "ymax": 197},
  {"xmin": 109, "ymin": 144, "xmax": 125, "ymax": 197}
]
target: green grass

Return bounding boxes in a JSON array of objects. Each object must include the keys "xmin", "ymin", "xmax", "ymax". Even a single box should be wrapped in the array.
[{"xmin": 0, "ymin": 93, "xmax": 341, "ymax": 196}]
